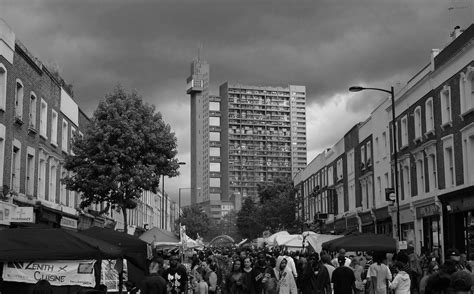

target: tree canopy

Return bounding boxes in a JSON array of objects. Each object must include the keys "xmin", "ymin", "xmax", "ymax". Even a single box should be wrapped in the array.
[
  {"xmin": 177, "ymin": 205, "xmax": 210, "ymax": 239},
  {"xmin": 62, "ymin": 86, "xmax": 179, "ymax": 232}
]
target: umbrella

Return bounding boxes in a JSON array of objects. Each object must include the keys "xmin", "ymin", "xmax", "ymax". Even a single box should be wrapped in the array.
[
  {"xmin": 0, "ymin": 227, "xmax": 123, "ymax": 262},
  {"xmin": 321, "ymin": 233, "xmax": 397, "ymax": 252}
]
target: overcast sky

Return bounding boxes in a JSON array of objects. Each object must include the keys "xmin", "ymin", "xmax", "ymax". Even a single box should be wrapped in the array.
[{"xmin": 1, "ymin": 0, "xmax": 473, "ymax": 203}]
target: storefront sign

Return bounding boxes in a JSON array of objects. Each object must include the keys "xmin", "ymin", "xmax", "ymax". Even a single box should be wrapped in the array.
[
  {"xmin": 60, "ymin": 216, "xmax": 78, "ymax": 229},
  {"xmin": 416, "ymin": 204, "xmax": 439, "ymax": 219},
  {"xmin": 399, "ymin": 241, "xmax": 408, "ymax": 250},
  {"xmin": 359, "ymin": 212, "xmax": 373, "ymax": 225},
  {"xmin": 0, "ymin": 201, "xmax": 16, "ymax": 225},
  {"xmin": 11, "ymin": 207, "xmax": 34, "ymax": 223},
  {"xmin": 2, "ymin": 260, "xmax": 96, "ymax": 287}
]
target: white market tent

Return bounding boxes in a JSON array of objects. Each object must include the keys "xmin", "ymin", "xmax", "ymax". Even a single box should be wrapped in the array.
[
  {"xmin": 265, "ymin": 231, "xmax": 290, "ymax": 245},
  {"xmin": 303, "ymin": 231, "xmax": 344, "ymax": 253}
]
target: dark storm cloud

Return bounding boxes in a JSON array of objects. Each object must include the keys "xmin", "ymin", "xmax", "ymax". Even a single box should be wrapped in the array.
[{"xmin": 1, "ymin": 0, "xmax": 472, "ymax": 196}]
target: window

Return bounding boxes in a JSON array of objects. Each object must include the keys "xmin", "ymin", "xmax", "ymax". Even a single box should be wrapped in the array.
[
  {"xmin": 440, "ymin": 85, "xmax": 452, "ymax": 126},
  {"xmin": 15, "ymin": 79, "xmax": 24, "ymax": 120},
  {"xmin": 209, "ymin": 132, "xmax": 220, "ymax": 141},
  {"xmin": 442, "ymin": 135, "xmax": 455, "ymax": 188},
  {"xmin": 40, "ymin": 99, "xmax": 48, "ymax": 138},
  {"xmin": 414, "ymin": 106, "xmax": 422, "ymax": 140},
  {"xmin": 361, "ymin": 145, "xmax": 366, "ymax": 169},
  {"xmin": 462, "ymin": 123, "xmax": 474, "ymax": 185},
  {"xmin": 0, "ymin": 125, "xmax": 5, "ymax": 188},
  {"xmin": 374, "ymin": 137, "xmax": 379, "ymax": 161},
  {"xmin": 209, "ymin": 101, "xmax": 220, "ymax": 111},
  {"xmin": 210, "ymin": 147, "xmax": 220, "ymax": 156},
  {"xmin": 38, "ymin": 153, "xmax": 47, "ymax": 200},
  {"xmin": 426, "ymin": 147, "xmax": 437, "ymax": 192},
  {"xmin": 367, "ymin": 141, "xmax": 372, "ymax": 166},
  {"xmin": 460, "ymin": 67, "xmax": 474, "ymax": 115},
  {"xmin": 377, "ymin": 176, "xmax": 382, "ymax": 205},
  {"xmin": 415, "ymin": 154, "xmax": 424, "ymax": 196},
  {"xmin": 26, "ymin": 148, "xmax": 35, "ymax": 197},
  {"xmin": 382, "ymin": 131, "xmax": 387, "ymax": 157},
  {"xmin": 425, "ymin": 98, "xmax": 434, "ymax": 133},
  {"xmin": 49, "ymin": 160, "xmax": 57, "ymax": 203},
  {"xmin": 210, "ymin": 177, "xmax": 220, "ymax": 187},
  {"xmin": 327, "ymin": 166, "xmax": 333, "ymax": 186},
  {"xmin": 402, "ymin": 159, "xmax": 411, "ymax": 200},
  {"xmin": 210, "ymin": 162, "xmax": 220, "ymax": 172},
  {"xmin": 11, "ymin": 140, "xmax": 21, "ymax": 193},
  {"xmin": 209, "ymin": 117, "xmax": 220, "ymax": 126},
  {"xmin": 401, "ymin": 115, "xmax": 408, "ymax": 147},
  {"xmin": 29, "ymin": 92, "xmax": 37, "ymax": 129},
  {"xmin": 347, "ymin": 149, "xmax": 354, "ymax": 175},
  {"xmin": 337, "ymin": 159, "xmax": 343, "ymax": 180},
  {"xmin": 62, "ymin": 119, "xmax": 68, "ymax": 152},
  {"xmin": 51, "ymin": 110, "xmax": 58, "ymax": 146},
  {"xmin": 70, "ymin": 126, "xmax": 76, "ymax": 155},
  {"xmin": 0, "ymin": 64, "xmax": 6, "ymax": 110},
  {"xmin": 60, "ymin": 168, "xmax": 68, "ymax": 206}
]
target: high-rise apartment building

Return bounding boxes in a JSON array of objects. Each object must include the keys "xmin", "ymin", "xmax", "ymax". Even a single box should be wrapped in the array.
[{"xmin": 187, "ymin": 58, "xmax": 307, "ymax": 219}]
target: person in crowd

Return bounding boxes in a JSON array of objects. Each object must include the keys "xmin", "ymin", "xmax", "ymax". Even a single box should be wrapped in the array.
[
  {"xmin": 419, "ymin": 261, "xmax": 439, "ymax": 294},
  {"xmin": 251, "ymin": 252, "xmax": 269, "ymax": 294},
  {"xmin": 163, "ymin": 255, "xmax": 189, "ymax": 294},
  {"xmin": 194, "ymin": 267, "xmax": 209, "ymax": 294},
  {"xmin": 262, "ymin": 256, "xmax": 278, "ymax": 294},
  {"xmin": 321, "ymin": 253, "xmax": 335, "ymax": 282},
  {"xmin": 331, "ymin": 249, "xmax": 351, "ymax": 268},
  {"xmin": 367, "ymin": 251, "xmax": 392, "ymax": 294},
  {"xmin": 242, "ymin": 256, "xmax": 254, "ymax": 292},
  {"xmin": 389, "ymin": 261, "xmax": 411, "ymax": 294},
  {"xmin": 310, "ymin": 253, "xmax": 332, "ymax": 294},
  {"xmin": 407, "ymin": 246, "xmax": 423, "ymax": 293},
  {"xmin": 350, "ymin": 257, "xmax": 365, "ymax": 294},
  {"xmin": 32, "ymin": 280, "xmax": 53, "ymax": 294},
  {"xmin": 332, "ymin": 255, "xmax": 356, "ymax": 294},
  {"xmin": 274, "ymin": 258, "xmax": 297, "ymax": 294},
  {"xmin": 459, "ymin": 252, "xmax": 472, "ymax": 272},
  {"xmin": 140, "ymin": 260, "xmax": 167, "ymax": 294},
  {"xmin": 296, "ymin": 256, "xmax": 315, "ymax": 294},
  {"xmin": 450, "ymin": 270, "xmax": 473, "ymax": 294},
  {"xmin": 397, "ymin": 251, "xmax": 419, "ymax": 294},
  {"xmin": 419, "ymin": 248, "xmax": 431, "ymax": 276},
  {"xmin": 226, "ymin": 259, "xmax": 246, "ymax": 294},
  {"xmin": 202, "ymin": 258, "xmax": 219, "ymax": 294},
  {"xmin": 279, "ymin": 252, "xmax": 298, "ymax": 279}
]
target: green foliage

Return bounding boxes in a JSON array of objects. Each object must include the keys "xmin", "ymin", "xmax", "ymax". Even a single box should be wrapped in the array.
[
  {"xmin": 237, "ymin": 180, "xmax": 298, "ymax": 239},
  {"xmin": 62, "ymin": 85, "xmax": 179, "ymax": 232},
  {"xmin": 206, "ymin": 210, "xmax": 241, "ymax": 242},
  {"xmin": 178, "ymin": 205, "xmax": 209, "ymax": 239},
  {"xmin": 236, "ymin": 197, "xmax": 264, "ymax": 239}
]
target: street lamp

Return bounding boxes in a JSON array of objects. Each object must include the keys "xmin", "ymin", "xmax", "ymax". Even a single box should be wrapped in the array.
[
  {"xmin": 178, "ymin": 187, "xmax": 201, "ymax": 216},
  {"xmin": 349, "ymin": 85, "xmax": 401, "ymax": 241},
  {"xmin": 161, "ymin": 161, "xmax": 186, "ymax": 230}
]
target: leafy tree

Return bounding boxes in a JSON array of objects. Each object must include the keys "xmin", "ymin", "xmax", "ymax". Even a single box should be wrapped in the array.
[
  {"xmin": 236, "ymin": 197, "xmax": 263, "ymax": 239},
  {"xmin": 62, "ymin": 86, "xmax": 179, "ymax": 233},
  {"xmin": 258, "ymin": 180, "xmax": 298, "ymax": 232},
  {"xmin": 178, "ymin": 205, "xmax": 210, "ymax": 239}
]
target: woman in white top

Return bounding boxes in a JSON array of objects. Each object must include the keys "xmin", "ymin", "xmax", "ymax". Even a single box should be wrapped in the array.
[
  {"xmin": 194, "ymin": 267, "xmax": 209, "ymax": 294},
  {"xmin": 274, "ymin": 257, "xmax": 297, "ymax": 294},
  {"xmin": 367, "ymin": 252, "xmax": 392, "ymax": 294}
]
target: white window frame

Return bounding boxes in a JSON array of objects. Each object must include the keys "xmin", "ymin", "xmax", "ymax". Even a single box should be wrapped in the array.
[
  {"xmin": 460, "ymin": 66, "xmax": 474, "ymax": 116},
  {"xmin": 38, "ymin": 150, "xmax": 47, "ymax": 200},
  {"xmin": 40, "ymin": 99, "xmax": 48, "ymax": 139},
  {"xmin": 382, "ymin": 131, "xmax": 387, "ymax": 158},
  {"xmin": 337, "ymin": 159, "xmax": 343, "ymax": 180},
  {"xmin": 367, "ymin": 141, "xmax": 372, "ymax": 166},
  {"xmin": 440, "ymin": 85, "xmax": 452, "ymax": 127},
  {"xmin": 425, "ymin": 144, "xmax": 437, "ymax": 192},
  {"xmin": 0, "ymin": 64, "xmax": 6, "ymax": 111},
  {"xmin": 62, "ymin": 119, "xmax": 69, "ymax": 152},
  {"xmin": 11, "ymin": 139, "xmax": 21, "ymax": 193},
  {"xmin": 361, "ymin": 145, "xmax": 366, "ymax": 169},
  {"xmin": 401, "ymin": 115, "xmax": 408, "ymax": 148},
  {"xmin": 70, "ymin": 126, "xmax": 76, "ymax": 155},
  {"xmin": 414, "ymin": 152, "xmax": 424, "ymax": 196},
  {"xmin": 401, "ymin": 157, "xmax": 411, "ymax": 200},
  {"xmin": 327, "ymin": 166, "xmax": 334, "ymax": 186},
  {"xmin": 25, "ymin": 147, "xmax": 35, "ymax": 197},
  {"xmin": 49, "ymin": 158, "xmax": 57, "ymax": 204},
  {"xmin": 347, "ymin": 149, "xmax": 354, "ymax": 175},
  {"xmin": 15, "ymin": 79, "xmax": 24, "ymax": 120},
  {"xmin": 461, "ymin": 123, "xmax": 474, "ymax": 185},
  {"xmin": 414, "ymin": 106, "xmax": 422, "ymax": 141},
  {"xmin": 28, "ymin": 92, "xmax": 37, "ymax": 129},
  {"xmin": 51, "ymin": 110, "xmax": 58, "ymax": 146},
  {"xmin": 0, "ymin": 125, "xmax": 5, "ymax": 188},
  {"xmin": 442, "ymin": 135, "xmax": 455, "ymax": 189},
  {"xmin": 60, "ymin": 167, "xmax": 68, "ymax": 206},
  {"xmin": 425, "ymin": 97, "xmax": 435, "ymax": 135}
]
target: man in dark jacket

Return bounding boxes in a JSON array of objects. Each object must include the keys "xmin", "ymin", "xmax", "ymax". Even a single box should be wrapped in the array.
[
  {"xmin": 140, "ymin": 260, "xmax": 167, "ymax": 294},
  {"xmin": 332, "ymin": 255, "xmax": 356, "ymax": 294}
]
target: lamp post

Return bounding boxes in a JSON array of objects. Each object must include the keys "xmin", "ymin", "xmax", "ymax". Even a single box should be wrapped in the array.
[
  {"xmin": 161, "ymin": 161, "xmax": 186, "ymax": 230},
  {"xmin": 349, "ymin": 86, "xmax": 401, "ymax": 241}
]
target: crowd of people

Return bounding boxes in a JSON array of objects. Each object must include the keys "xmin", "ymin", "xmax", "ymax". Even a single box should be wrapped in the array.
[{"xmin": 138, "ymin": 246, "xmax": 474, "ymax": 294}]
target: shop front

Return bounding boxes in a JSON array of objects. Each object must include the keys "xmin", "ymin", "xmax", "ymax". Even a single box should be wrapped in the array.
[
  {"xmin": 346, "ymin": 215, "xmax": 359, "ymax": 233},
  {"xmin": 440, "ymin": 186, "xmax": 474, "ymax": 256},
  {"xmin": 415, "ymin": 202, "xmax": 441, "ymax": 256},
  {"xmin": 334, "ymin": 218, "xmax": 345, "ymax": 235},
  {"xmin": 359, "ymin": 211, "xmax": 375, "ymax": 233},
  {"xmin": 374, "ymin": 206, "xmax": 392, "ymax": 236},
  {"xmin": 399, "ymin": 205, "xmax": 416, "ymax": 247}
]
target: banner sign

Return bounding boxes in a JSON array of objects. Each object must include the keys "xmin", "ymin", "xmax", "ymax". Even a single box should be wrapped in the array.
[{"xmin": 2, "ymin": 260, "xmax": 96, "ymax": 287}]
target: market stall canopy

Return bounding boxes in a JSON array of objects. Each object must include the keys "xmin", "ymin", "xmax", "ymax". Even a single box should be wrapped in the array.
[
  {"xmin": 139, "ymin": 227, "xmax": 179, "ymax": 244},
  {"xmin": 265, "ymin": 231, "xmax": 289, "ymax": 245},
  {"xmin": 303, "ymin": 231, "xmax": 343, "ymax": 253},
  {"xmin": 0, "ymin": 227, "xmax": 122, "ymax": 262},
  {"xmin": 275, "ymin": 234, "xmax": 304, "ymax": 247},
  {"xmin": 321, "ymin": 232, "xmax": 397, "ymax": 252}
]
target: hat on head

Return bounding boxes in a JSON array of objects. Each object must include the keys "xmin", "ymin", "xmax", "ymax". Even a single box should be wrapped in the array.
[{"xmin": 449, "ymin": 248, "xmax": 460, "ymax": 257}]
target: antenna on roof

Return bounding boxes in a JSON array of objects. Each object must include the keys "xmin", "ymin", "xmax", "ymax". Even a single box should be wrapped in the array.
[
  {"xmin": 448, "ymin": 4, "xmax": 468, "ymax": 30},
  {"xmin": 197, "ymin": 42, "xmax": 203, "ymax": 61}
]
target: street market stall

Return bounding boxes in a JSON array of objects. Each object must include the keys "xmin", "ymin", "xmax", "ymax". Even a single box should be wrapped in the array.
[{"xmin": 321, "ymin": 232, "xmax": 397, "ymax": 252}]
